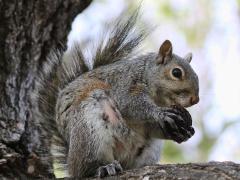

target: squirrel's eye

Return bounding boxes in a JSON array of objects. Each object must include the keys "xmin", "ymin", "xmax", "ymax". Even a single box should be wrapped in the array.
[{"xmin": 172, "ymin": 68, "xmax": 182, "ymax": 79}]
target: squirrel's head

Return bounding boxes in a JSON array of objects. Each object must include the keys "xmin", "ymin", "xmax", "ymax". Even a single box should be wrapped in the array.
[{"xmin": 147, "ymin": 40, "xmax": 199, "ymax": 108}]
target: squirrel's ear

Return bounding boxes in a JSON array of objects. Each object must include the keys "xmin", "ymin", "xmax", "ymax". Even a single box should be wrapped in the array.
[
  {"xmin": 184, "ymin": 52, "xmax": 193, "ymax": 63},
  {"xmin": 157, "ymin": 40, "xmax": 173, "ymax": 64}
]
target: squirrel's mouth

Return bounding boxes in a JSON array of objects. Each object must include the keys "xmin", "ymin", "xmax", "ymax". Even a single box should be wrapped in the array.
[
  {"xmin": 182, "ymin": 104, "xmax": 192, "ymax": 108},
  {"xmin": 171, "ymin": 104, "xmax": 190, "ymax": 108},
  {"xmin": 153, "ymin": 94, "xmax": 194, "ymax": 108},
  {"xmin": 172, "ymin": 97, "xmax": 199, "ymax": 108},
  {"xmin": 170, "ymin": 99, "xmax": 191, "ymax": 108}
]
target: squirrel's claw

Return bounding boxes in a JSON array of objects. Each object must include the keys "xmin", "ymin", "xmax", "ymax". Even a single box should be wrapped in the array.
[
  {"xmin": 161, "ymin": 106, "xmax": 195, "ymax": 143},
  {"xmin": 96, "ymin": 160, "xmax": 123, "ymax": 178}
]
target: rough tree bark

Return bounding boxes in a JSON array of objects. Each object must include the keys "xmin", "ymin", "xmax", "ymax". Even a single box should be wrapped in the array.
[
  {"xmin": 1, "ymin": 0, "xmax": 240, "ymax": 180},
  {"xmin": 0, "ymin": 0, "xmax": 92, "ymax": 178},
  {"xmin": 88, "ymin": 162, "xmax": 240, "ymax": 180}
]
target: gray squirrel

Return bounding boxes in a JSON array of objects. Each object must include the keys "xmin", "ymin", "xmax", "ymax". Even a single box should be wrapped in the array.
[{"xmin": 33, "ymin": 9, "xmax": 199, "ymax": 178}]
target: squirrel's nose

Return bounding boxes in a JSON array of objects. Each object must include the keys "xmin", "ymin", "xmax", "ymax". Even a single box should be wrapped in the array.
[{"xmin": 190, "ymin": 95, "xmax": 199, "ymax": 105}]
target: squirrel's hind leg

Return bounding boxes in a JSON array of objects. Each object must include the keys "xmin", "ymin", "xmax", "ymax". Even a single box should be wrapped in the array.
[{"xmin": 66, "ymin": 86, "xmax": 129, "ymax": 178}]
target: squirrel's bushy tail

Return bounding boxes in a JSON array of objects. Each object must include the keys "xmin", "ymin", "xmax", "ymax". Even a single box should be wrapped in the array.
[
  {"xmin": 33, "ymin": 7, "xmax": 146, "ymax": 175},
  {"xmin": 32, "ymin": 44, "xmax": 89, "ymax": 172}
]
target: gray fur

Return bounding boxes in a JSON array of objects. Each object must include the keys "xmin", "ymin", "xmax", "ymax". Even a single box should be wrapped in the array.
[
  {"xmin": 93, "ymin": 8, "xmax": 146, "ymax": 68},
  {"xmin": 59, "ymin": 43, "xmax": 89, "ymax": 89},
  {"xmin": 33, "ymin": 9, "xmax": 199, "ymax": 178}
]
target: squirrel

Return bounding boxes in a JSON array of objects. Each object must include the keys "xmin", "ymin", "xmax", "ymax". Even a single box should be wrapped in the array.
[{"xmin": 33, "ymin": 9, "xmax": 199, "ymax": 178}]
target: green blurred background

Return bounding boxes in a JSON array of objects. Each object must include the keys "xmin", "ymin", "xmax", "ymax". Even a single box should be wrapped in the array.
[{"xmin": 67, "ymin": 0, "xmax": 240, "ymax": 164}]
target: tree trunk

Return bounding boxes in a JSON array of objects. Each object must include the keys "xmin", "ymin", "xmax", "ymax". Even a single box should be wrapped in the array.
[
  {"xmin": 88, "ymin": 162, "xmax": 240, "ymax": 180},
  {"xmin": 1, "ymin": 1, "xmax": 239, "ymax": 180},
  {"xmin": 0, "ymin": 0, "xmax": 92, "ymax": 178}
]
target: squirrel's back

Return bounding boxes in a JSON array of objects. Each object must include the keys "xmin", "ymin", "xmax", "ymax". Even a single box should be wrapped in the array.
[
  {"xmin": 33, "ymin": 7, "xmax": 199, "ymax": 178},
  {"xmin": 32, "ymin": 8, "xmax": 147, "ymax": 175}
]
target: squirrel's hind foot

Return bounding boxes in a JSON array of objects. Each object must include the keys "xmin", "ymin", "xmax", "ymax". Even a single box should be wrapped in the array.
[{"xmin": 96, "ymin": 160, "xmax": 123, "ymax": 178}]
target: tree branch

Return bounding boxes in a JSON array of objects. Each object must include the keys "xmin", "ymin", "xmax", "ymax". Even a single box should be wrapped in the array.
[{"xmin": 89, "ymin": 162, "xmax": 240, "ymax": 180}]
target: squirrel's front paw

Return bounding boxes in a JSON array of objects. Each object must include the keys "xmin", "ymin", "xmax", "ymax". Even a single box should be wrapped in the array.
[
  {"xmin": 160, "ymin": 105, "xmax": 195, "ymax": 143},
  {"xmin": 96, "ymin": 160, "xmax": 123, "ymax": 178}
]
